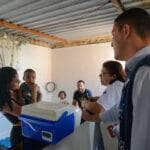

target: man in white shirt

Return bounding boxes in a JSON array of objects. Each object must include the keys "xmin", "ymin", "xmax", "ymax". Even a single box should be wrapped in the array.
[{"xmin": 82, "ymin": 8, "xmax": 150, "ymax": 150}]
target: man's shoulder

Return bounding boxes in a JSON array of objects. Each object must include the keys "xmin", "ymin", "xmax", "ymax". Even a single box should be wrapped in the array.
[
  {"xmin": 85, "ymin": 89, "xmax": 92, "ymax": 93},
  {"xmin": 73, "ymin": 90, "xmax": 79, "ymax": 96},
  {"xmin": 135, "ymin": 66, "xmax": 150, "ymax": 79}
]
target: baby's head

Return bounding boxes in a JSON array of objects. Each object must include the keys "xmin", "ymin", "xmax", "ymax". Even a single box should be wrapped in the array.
[
  {"xmin": 58, "ymin": 91, "xmax": 66, "ymax": 100},
  {"xmin": 23, "ymin": 69, "xmax": 36, "ymax": 84}
]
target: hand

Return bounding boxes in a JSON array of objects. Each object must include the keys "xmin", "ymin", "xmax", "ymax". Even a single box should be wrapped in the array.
[{"xmin": 82, "ymin": 110, "xmax": 100, "ymax": 122}]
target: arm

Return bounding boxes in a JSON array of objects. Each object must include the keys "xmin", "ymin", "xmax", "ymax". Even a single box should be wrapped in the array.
[
  {"xmin": 2, "ymin": 100, "xmax": 22, "ymax": 117},
  {"xmin": 18, "ymin": 86, "xmax": 25, "ymax": 106},
  {"xmin": 100, "ymin": 104, "xmax": 120, "ymax": 124},
  {"xmin": 130, "ymin": 66, "xmax": 150, "ymax": 150},
  {"xmin": 72, "ymin": 99, "xmax": 78, "ymax": 106},
  {"xmin": 72, "ymin": 91, "xmax": 78, "ymax": 106},
  {"xmin": 82, "ymin": 103, "xmax": 119, "ymax": 123},
  {"xmin": 37, "ymin": 85, "xmax": 42, "ymax": 102}
]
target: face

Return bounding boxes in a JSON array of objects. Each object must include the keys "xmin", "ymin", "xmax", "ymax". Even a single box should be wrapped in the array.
[
  {"xmin": 99, "ymin": 67, "xmax": 115, "ymax": 86},
  {"xmin": 59, "ymin": 93, "xmax": 66, "ymax": 100},
  {"xmin": 26, "ymin": 72, "xmax": 36, "ymax": 84},
  {"xmin": 77, "ymin": 82, "xmax": 85, "ymax": 93},
  {"xmin": 111, "ymin": 23, "xmax": 126, "ymax": 60},
  {"xmin": 10, "ymin": 74, "xmax": 20, "ymax": 91}
]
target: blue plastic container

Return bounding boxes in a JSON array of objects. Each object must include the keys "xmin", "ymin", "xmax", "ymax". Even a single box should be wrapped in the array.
[{"xmin": 19, "ymin": 112, "xmax": 75, "ymax": 144}]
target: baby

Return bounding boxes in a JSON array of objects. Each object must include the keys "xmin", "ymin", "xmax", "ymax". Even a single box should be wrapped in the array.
[
  {"xmin": 58, "ymin": 91, "xmax": 68, "ymax": 104},
  {"xmin": 19, "ymin": 69, "xmax": 42, "ymax": 105}
]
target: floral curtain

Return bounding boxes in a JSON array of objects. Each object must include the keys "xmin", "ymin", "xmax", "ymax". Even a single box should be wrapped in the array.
[{"xmin": 0, "ymin": 33, "xmax": 25, "ymax": 69}]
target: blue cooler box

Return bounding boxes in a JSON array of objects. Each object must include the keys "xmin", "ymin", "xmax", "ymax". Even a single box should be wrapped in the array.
[{"xmin": 19, "ymin": 102, "xmax": 75, "ymax": 144}]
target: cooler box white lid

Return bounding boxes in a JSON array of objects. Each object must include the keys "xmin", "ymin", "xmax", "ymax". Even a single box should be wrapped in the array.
[{"xmin": 21, "ymin": 101, "xmax": 74, "ymax": 121}]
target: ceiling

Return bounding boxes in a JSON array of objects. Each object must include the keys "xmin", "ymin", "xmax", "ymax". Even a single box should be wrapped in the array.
[{"xmin": 0, "ymin": 0, "xmax": 149, "ymax": 49}]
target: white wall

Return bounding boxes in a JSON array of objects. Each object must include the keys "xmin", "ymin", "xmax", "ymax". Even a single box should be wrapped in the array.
[
  {"xmin": 18, "ymin": 44, "xmax": 52, "ymax": 101},
  {"xmin": 51, "ymin": 43, "xmax": 117, "ymax": 102},
  {"xmin": 17, "ymin": 42, "xmax": 124, "ymax": 103}
]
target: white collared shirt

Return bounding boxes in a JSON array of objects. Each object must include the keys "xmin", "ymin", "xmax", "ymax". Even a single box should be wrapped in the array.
[{"xmin": 98, "ymin": 80, "xmax": 124, "ymax": 111}]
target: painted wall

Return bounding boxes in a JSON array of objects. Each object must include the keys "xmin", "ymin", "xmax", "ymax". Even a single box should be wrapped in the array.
[
  {"xmin": 18, "ymin": 44, "xmax": 52, "ymax": 101},
  {"xmin": 17, "ymin": 42, "xmax": 124, "ymax": 103},
  {"xmin": 51, "ymin": 42, "xmax": 120, "ymax": 103}
]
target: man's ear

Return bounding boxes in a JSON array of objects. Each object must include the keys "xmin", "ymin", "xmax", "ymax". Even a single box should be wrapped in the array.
[{"xmin": 122, "ymin": 24, "xmax": 131, "ymax": 39}]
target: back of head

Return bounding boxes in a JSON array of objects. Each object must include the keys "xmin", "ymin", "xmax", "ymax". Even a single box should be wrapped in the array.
[
  {"xmin": 103, "ymin": 60, "xmax": 126, "ymax": 82},
  {"xmin": 114, "ymin": 8, "xmax": 150, "ymax": 39},
  {"xmin": 0, "ymin": 67, "xmax": 17, "ymax": 110}
]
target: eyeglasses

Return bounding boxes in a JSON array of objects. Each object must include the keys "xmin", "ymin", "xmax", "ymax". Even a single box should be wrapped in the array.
[{"xmin": 99, "ymin": 72, "xmax": 111, "ymax": 77}]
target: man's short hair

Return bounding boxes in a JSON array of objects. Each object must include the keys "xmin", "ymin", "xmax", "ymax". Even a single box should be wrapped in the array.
[
  {"xmin": 77, "ymin": 80, "xmax": 85, "ymax": 84},
  {"xmin": 114, "ymin": 8, "xmax": 150, "ymax": 39}
]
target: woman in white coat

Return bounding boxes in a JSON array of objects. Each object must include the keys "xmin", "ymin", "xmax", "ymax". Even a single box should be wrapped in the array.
[{"xmin": 83, "ymin": 60, "xmax": 125, "ymax": 150}]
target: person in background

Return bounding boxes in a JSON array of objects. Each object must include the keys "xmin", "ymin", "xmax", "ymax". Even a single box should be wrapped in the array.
[
  {"xmin": 19, "ymin": 69, "xmax": 42, "ymax": 105},
  {"xmin": 86, "ymin": 60, "xmax": 125, "ymax": 150},
  {"xmin": 72, "ymin": 80, "xmax": 92, "ymax": 123},
  {"xmin": 21, "ymin": 69, "xmax": 46, "ymax": 150},
  {"xmin": 83, "ymin": 8, "xmax": 150, "ymax": 150},
  {"xmin": 98, "ymin": 61, "xmax": 125, "ymax": 111},
  {"xmin": 58, "ymin": 91, "xmax": 68, "ymax": 104},
  {"xmin": 72, "ymin": 80, "xmax": 92, "ymax": 108},
  {"xmin": 0, "ymin": 67, "xmax": 22, "ymax": 150}
]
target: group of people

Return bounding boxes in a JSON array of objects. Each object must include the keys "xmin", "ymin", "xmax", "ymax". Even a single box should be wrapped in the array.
[
  {"xmin": 82, "ymin": 7, "xmax": 150, "ymax": 150},
  {"xmin": 70, "ymin": 61, "xmax": 125, "ymax": 150},
  {"xmin": 58, "ymin": 7, "xmax": 150, "ymax": 150},
  {"xmin": 0, "ymin": 7, "xmax": 150, "ymax": 150},
  {"xmin": 0, "ymin": 68, "xmax": 41, "ymax": 149}
]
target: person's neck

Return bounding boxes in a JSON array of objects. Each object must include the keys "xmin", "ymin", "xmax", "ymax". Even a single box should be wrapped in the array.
[
  {"xmin": 79, "ymin": 89, "xmax": 85, "ymax": 93},
  {"xmin": 125, "ymin": 37, "xmax": 150, "ymax": 61}
]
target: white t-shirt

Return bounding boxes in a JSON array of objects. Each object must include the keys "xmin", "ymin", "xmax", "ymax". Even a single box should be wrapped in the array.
[{"xmin": 98, "ymin": 80, "xmax": 124, "ymax": 111}]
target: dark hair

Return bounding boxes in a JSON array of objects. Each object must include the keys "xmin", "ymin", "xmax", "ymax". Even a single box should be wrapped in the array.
[
  {"xmin": 77, "ymin": 80, "xmax": 85, "ymax": 84},
  {"xmin": 0, "ymin": 67, "xmax": 18, "ymax": 110},
  {"xmin": 114, "ymin": 8, "xmax": 150, "ymax": 39},
  {"xmin": 23, "ymin": 69, "xmax": 36, "ymax": 81},
  {"xmin": 58, "ymin": 91, "xmax": 67, "ymax": 98},
  {"xmin": 103, "ymin": 60, "xmax": 125, "ymax": 83}
]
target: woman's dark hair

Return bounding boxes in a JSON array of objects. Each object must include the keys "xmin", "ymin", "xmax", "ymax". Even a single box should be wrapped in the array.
[
  {"xmin": 103, "ymin": 60, "xmax": 126, "ymax": 83},
  {"xmin": 0, "ymin": 67, "xmax": 17, "ymax": 110},
  {"xmin": 23, "ymin": 69, "xmax": 36, "ymax": 81},
  {"xmin": 58, "ymin": 91, "xmax": 67, "ymax": 98}
]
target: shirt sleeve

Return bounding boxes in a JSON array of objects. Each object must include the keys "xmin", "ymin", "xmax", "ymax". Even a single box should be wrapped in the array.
[
  {"xmin": 131, "ymin": 66, "xmax": 150, "ymax": 150},
  {"xmin": 100, "ymin": 104, "xmax": 120, "ymax": 124},
  {"xmin": 87, "ymin": 89, "xmax": 92, "ymax": 97},
  {"xmin": 73, "ymin": 91, "xmax": 77, "ymax": 100}
]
